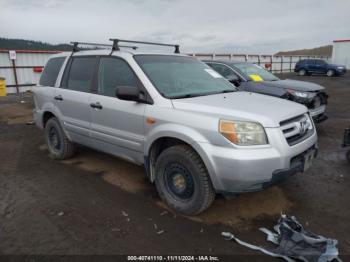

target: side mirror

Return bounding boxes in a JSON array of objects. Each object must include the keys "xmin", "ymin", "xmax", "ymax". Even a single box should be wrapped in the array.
[
  {"xmin": 226, "ymin": 74, "xmax": 241, "ymax": 86},
  {"xmin": 116, "ymin": 86, "xmax": 142, "ymax": 102}
]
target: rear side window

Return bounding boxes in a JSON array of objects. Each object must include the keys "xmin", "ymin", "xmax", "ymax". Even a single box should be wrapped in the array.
[
  {"xmin": 97, "ymin": 57, "xmax": 138, "ymax": 97},
  {"xmin": 62, "ymin": 57, "xmax": 97, "ymax": 92},
  {"xmin": 39, "ymin": 57, "xmax": 65, "ymax": 87}
]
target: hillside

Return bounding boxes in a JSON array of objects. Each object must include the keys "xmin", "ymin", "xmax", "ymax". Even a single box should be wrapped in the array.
[
  {"xmin": 0, "ymin": 37, "xmax": 72, "ymax": 51},
  {"xmin": 275, "ymin": 45, "xmax": 332, "ymax": 56}
]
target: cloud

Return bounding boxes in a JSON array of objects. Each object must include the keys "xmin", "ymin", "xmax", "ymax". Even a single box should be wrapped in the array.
[{"xmin": 0, "ymin": 0, "xmax": 349, "ymax": 53}]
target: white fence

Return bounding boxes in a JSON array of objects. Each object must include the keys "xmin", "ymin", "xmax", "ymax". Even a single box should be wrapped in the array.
[
  {"xmin": 0, "ymin": 50, "xmax": 58, "ymax": 94},
  {"xmin": 0, "ymin": 49, "xmax": 331, "ymax": 94}
]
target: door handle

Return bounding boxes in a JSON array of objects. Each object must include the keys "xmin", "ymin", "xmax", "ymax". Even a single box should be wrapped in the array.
[
  {"xmin": 90, "ymin": 102, "xmax": 103, "ymax": 110},
  {"xmin": 54, "ymin": 95, "xmax": 63, "ymax": 101}
]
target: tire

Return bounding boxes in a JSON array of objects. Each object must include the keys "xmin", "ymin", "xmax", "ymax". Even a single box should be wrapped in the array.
[
  {"xmin": 298, "ymin": 69, "xmax": 307, "ymax": 76},
  {"xmin": 326, "ymin": 69, "xmax": 335, "ymax": 77},
  {"xmin": 45, "ymin": 117, "xmax": 75, "ymax": 160},
  {"xmin": 154, "ymin": 145, "xmax": 215, "ymax": 215},
  {"xmin": 347, "ymin": 150, "xmax": 350, "ymax": 163}
]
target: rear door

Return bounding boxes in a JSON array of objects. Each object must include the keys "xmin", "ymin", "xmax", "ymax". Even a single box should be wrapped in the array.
[
  {"xmin": 54, "ymin": 56, "xmax": 98, "ymax": 143},
  {"xmin": 89, "ymin": 56, "xmax": 146, "ymax": 164},
  {"xmin": 307, "ymin": 60, "xmax": 318, "ymax": 72}
]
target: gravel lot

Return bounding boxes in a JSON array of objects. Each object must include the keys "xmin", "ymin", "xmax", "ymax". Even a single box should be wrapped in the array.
[{"xmin": 0, "ymin": 73, "xmax": 349, "ymax": 259}]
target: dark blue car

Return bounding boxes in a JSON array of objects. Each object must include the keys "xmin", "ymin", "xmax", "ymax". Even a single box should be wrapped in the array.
[
  {"xmin": 204, "ymin": 60, "xmax": 329, "ymax": 123},
  {"xmin": 294, "ymin": 59, "xmax": 346, "ymax": 77}
]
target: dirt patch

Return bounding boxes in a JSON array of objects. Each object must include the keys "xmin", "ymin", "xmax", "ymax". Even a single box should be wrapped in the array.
[
  {"xmin": 0, "ymin": 102, "xmax": 33, "ymax": 125},
  {"xmin": 156, "ymin": 186, "xmax": 292, "ymax": 230},
  {"xmin": 195, "ymin": 187, "xmax": 291, "ymax": 228},
  {"xmin": 61, "ymin": 148, "xmax": 148, "ymax": 194},
  {"xmin": 56, "ymin": 144, "xmax": 292, "ymax": 229}
]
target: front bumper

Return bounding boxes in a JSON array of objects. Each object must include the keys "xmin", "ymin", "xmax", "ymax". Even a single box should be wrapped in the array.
[
  {"xmin": 335, "ymin": 68, "xmax": 347, "ymax": 75},
  {"xmin": 262, "ymin": 146, "xmax": 317, "ymax": 189},
  {"xmin": 193, "ymin": 127, "xmax": 318, "ymax": 194}
]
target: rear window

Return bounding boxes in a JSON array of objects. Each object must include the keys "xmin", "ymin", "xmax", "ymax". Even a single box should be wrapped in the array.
[
  {"xmin": 39, "ymin": 57, "xmax": 66, "ymax": 87},
  {"xmin": 62, "ymin": 57, "xmax": 97, "ymax": 92}
]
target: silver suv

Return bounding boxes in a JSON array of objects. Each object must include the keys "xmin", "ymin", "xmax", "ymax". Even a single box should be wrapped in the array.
[{"xmin": 33, "ymin": 39, "xmax": 318, "ymax": 215}]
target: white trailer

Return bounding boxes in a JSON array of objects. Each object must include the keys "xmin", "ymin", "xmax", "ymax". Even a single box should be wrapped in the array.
[{"xmin": 332, "ymin": 39, "xmax": 350, "ymax": 69}]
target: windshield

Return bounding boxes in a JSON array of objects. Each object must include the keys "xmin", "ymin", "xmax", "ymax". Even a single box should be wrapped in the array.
[
  {"xmin": 134, "ymin": 55, "xmax": 236, "ymax": 98},
  {"xmin": 233, "ymin": 63, "xmax": 279, "ymax": 82}
]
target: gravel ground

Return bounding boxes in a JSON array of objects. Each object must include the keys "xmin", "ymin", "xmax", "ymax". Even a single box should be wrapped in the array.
[{"xmin": 0, "ymin": 73, "xmax": 349, "ymax": 260}]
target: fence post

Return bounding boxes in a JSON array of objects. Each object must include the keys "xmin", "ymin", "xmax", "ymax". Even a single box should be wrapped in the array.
[
  {"xmin": 289, "ymin": 56, "xmax": 292, "ymax": 72},
  {"xmin": 11, "ymin": 60, "xmax": 19, "ymax": 94},
  {"xmin": 280, "ymin": 56, "xmax": 283, "ymax": 73},
  {"xmin": 270, "ymin": 55, "xmax": 273, "ymax": 72}
]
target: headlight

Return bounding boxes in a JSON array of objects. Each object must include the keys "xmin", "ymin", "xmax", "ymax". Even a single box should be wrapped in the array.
[
  {"xmin": 219, "ymin": 120, "xmax": 268, "ymax": 145},
  {"xmin": 287, "ymin": 89, "xmax": 310, "ymax": 98},
  {"xmin": 337, "ymin": 66, "xmax": 343, "ymax": 69}
]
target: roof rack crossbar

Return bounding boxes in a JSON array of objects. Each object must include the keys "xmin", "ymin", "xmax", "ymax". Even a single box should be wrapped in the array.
[
  {"xmin": 70, "ymin": 41, "xmax": 138, "ymax": 52},
  {"xmin": 109, "ymin": 38, "xmax": 180, "ymax": 53}
]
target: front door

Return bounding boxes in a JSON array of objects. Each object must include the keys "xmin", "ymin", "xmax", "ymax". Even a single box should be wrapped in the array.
[{"xmin": 90, "ymin": 56, "xmax": 146, "ymax": 164}]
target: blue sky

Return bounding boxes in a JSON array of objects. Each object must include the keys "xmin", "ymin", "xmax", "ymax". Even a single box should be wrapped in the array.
[{"xmin": 1, "ymin": 0, "xmax": 349, "ymax": 54}]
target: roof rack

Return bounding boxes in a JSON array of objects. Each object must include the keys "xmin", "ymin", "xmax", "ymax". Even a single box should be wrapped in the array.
[
  {"xmin": 70, "ymin": 41, "xmax": 138, "ymax": 52},
  {"xmin": 109, "ymin": 38, "xmax": 180, "ymax": 53}
]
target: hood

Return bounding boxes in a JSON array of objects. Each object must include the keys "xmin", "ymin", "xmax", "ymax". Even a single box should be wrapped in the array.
[
  {"xmin": 171, "ymin": 91, "xmax": 307, "ymax": 128},
  {"xmin": 262, "ymin": 79, "xmax": 325, "ymax": 92},
  {"xmin": 328, "ymin": 63, "xmax": 346, "ymax": 68}
]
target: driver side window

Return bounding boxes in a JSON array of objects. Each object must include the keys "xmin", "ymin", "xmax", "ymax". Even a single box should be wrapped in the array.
[
  {"xmin": 97, "ymin": 57, "xmax": 138, "ymax": 97},
  {"xmin": 209, "ymin": 63, "xmax": 235, "ymax": 78}
]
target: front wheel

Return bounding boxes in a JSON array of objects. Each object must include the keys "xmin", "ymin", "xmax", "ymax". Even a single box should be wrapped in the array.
[
  {"xmin": 155, "ymin": 145, "xmax": 215, "ymax": 215},
  {"xmin": 326, "ymin": 69, "xmax": 335, "ymax": 77}
]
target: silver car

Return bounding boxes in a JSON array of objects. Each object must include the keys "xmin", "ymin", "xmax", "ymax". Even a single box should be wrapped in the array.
[{"xmin": 33, "ymin": 40, "xmax": 318, "ymax": 215}]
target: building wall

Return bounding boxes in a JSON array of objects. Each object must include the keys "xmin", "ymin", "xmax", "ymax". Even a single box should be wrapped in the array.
[{"xmin": 332, "ymin": 40, "xmax": 350, "ymax": 69}]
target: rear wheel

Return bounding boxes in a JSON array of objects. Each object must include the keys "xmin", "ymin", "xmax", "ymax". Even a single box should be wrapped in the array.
[
  {"xmin": 154, "ymin": 145, "xmax": 215, "ymax": 215},
  {"xmin": 299, "ymin": 69, "xmax": 307, "ymax": 76},
  {"xmin": 326, "ymin": 69, "xmax": 335, "ymax": 77},
  {"xmin": 45, "ymin": 117, "xmax": 76, "ymax": 160}
]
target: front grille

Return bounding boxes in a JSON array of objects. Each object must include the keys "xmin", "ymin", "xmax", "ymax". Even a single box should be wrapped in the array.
[{"xmin": 280, "ymin": 114, "xmax": 314, "ymax": 146}]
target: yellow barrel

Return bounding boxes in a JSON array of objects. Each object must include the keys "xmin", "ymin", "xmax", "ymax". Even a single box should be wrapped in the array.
[{"xmin": 0, "ymin": 78, "xmax": 6, "ymax": 96}]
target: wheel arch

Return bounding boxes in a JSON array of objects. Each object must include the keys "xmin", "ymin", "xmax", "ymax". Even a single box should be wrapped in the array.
[
  {"xmin": 145, "ymin": 127, "xmax": 213, "ymax": 184},
  {"xmin": 42, "ymin": 110, "xmax": 56, "ymax": 128}
]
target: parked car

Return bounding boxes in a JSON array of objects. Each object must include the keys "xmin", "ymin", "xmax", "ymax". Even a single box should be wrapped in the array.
[
  {"xmin": 33, "ymin": 40, "xmax": 318, "ymax": 215},
  {"xmin": 294, "ymin": 59, "xmax": 346, "ymax": 77},
  {"xmin": 204, "ymin": 60, "xmax": 328, "ymax": 123}
]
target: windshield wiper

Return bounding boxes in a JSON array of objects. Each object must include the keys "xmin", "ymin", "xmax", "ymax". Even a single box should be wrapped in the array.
[
  {"xmin": 170, "ymin": 93, "xmax": 202, "ymax": 99},
  {"xmin": 170, "ymin": 89, "xmax": 235, "ymax": 99},
  {"xmin": 221, "ymin": 89, "xmax": 236, "ymax": 93}
]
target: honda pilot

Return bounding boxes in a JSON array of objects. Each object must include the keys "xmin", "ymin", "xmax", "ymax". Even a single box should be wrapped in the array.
[{"xmin": 33, "ymin": 39, "xmax": 318, "ymax": 215}]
